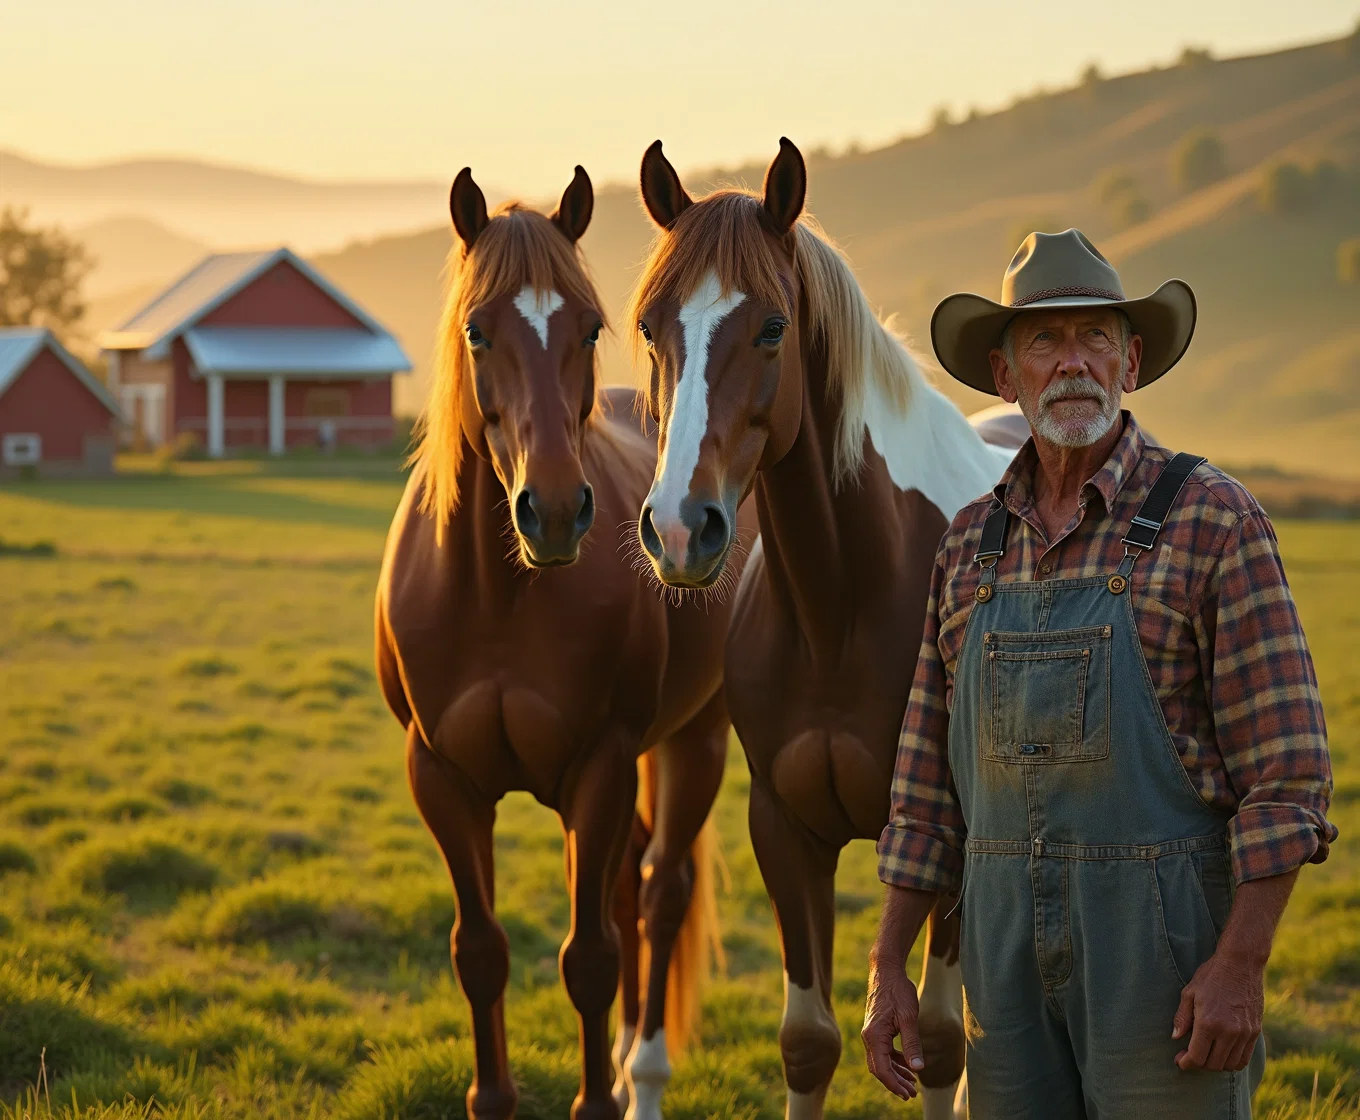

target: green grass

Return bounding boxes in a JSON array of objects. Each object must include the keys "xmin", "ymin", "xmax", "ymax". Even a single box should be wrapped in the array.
[{"xmin": 1, "ymin": 468, "xmax": 1357, "ymax": 1118}]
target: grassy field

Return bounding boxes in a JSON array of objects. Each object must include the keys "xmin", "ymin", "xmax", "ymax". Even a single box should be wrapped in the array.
[{"xmin": 0, "ymin": 461, "xmax": 1357, "ymax": 1119}]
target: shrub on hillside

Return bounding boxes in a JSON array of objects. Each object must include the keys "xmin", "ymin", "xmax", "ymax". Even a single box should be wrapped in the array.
[
  {"xmin": 65, "ymin": 836, "xmax": 220, "ymax": 902},
  {"xmin": 1171, "ymin": 129, "xmax": 1227, "ymax": 191},
  {"xmin": 1257, "ymin": 159, "xmax": 1345, "ymax": 214},
  {"xmin": 0, "ymin": 838, "xmax": 36, "ymax": 875},
  {"xmin": 333, "ymin": 1039, "xmax": 579, "ymax": 1120},
  {"xmin": 1339, "ymin": 238, "xmax": 1360, "ymax": 285},
  {"xmin": 0, "ymin": 961, "xmax": 136, "ymax": 1084}
]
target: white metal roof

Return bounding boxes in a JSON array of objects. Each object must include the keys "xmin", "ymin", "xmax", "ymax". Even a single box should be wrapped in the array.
[
  {"xmin": 98, "ymin": 247, "xmax": 394, "ymax": 359},
  {"xmin": 182, "ymin": 327, "xmax": 410, "ymax": 379},
  {"xmin": 0, "ymin": 327, "xmax": 121, "ymax": 416}
]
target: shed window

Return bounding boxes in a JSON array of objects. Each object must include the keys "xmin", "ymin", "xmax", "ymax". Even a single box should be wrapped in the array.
[
  {"xmin": 305, "ymin": 389, "xmax": 349, "ymax": 417},
  {"xmin": 2, "ymin": 433, "xmax": 42, "ymax": 466}
]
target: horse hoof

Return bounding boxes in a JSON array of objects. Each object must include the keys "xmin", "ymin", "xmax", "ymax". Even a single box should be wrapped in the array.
[
  {"xmin": 468, "ymin": 1083, "xmax": 518, "ymax": 1120},
  {"xmin": 571, "ymin": 1095, "xmax": 621, "ymax": 1120}
]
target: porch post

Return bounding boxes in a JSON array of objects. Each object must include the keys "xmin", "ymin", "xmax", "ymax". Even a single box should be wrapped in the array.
[
  {"xmin": 268, "ymin": 375, "xmax": 285, "ymax": 455},
  {"xmin": 206, "ymin": 373, "xmax": 224, "ymax": 458}
]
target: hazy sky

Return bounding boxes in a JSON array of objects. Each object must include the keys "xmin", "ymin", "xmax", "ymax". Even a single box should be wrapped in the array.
[{"xmin": 5, "ymin": 0, "xmax": 1357, "ymax": 194}]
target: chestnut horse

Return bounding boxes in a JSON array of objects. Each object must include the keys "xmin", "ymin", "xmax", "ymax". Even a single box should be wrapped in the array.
[
  {"xmin": 375, "ymin": 167, "xmax": 737, "ymax": 1120},
  {"xmin": 627, "ymin": 139, "xmax": 1013, "ymax": 1120}
]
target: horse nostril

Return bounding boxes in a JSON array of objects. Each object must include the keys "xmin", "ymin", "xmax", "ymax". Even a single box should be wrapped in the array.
[
  {"xmin": 574, "ymin": 485, "xmax": 595, "ymax": 535},
  {"xmin": 697, "ymin": 503, "xmax": 729, "ymax": 556},
  {"xmin": 515, "ymin": 488, "xmax": 540, "ymax": 538},
  {"xmin": 639, "ymin": 506, "xmax": 662, "ymax": 559}
]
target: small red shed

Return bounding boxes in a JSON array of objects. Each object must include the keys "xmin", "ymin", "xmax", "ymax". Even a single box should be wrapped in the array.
[
  {"xmin": 0, "ymin": 327, "xmax": 121, "ymax": 478},
  {"xmin": 99, "ymin": 248, "xmax": 410, "ymax": 457}
]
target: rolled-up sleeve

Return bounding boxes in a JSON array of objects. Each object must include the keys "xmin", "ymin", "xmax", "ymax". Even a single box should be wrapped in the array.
[
  {"xmin": 877, "ymin": 554, "xmax": 967, "ymax": 894},
  {"xmin": 1200, "ymin": 507, "xmax": 1336, "ymax": 883}
]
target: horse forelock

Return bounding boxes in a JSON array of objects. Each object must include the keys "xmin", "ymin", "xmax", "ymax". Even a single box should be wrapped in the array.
[
  {"xmin": 415, "ymin": 203, "xmax": 608, "ymax": 536},
  {"xmin": 628, "ymin": 192, "xmax": 792, "ymax": 379}
]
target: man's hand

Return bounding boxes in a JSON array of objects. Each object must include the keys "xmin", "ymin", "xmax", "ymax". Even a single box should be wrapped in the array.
[
  {"xmin": 861, "ymin": 964, "xmax": 925, "ymax": 1100},
  {"xmin": 1170, "ymin": 868, "xmax": 1298, "ymax": 1072},
  {"xmin": 1172, "ymin": 949, "xmax": 1263, "ymax": 1071}
]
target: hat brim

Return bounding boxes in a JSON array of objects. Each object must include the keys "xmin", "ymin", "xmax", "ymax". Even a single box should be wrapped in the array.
[{"xmin": 929, "ymin": 279, "xmax": 1197, "ymax": 395}]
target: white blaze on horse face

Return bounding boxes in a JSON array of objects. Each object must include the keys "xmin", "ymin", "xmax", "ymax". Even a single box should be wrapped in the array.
[
  {"xmin": 648, "ymin": 271, "xmax": 745, "ymax": 526},
  {"xmin": 513, "ymin": 285, "xmax": 564, "ymax": 348}
]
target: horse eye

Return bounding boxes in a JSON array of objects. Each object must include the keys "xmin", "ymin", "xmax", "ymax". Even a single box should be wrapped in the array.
[
  {"xmin": 638, "ymin": 321, "xmax": 654, "ymax": 348},
  {"xmin": 466, "ymin": 324, "xmax": 486, "ymax": 346},
  {"xmin": 585, "ymin": 322, "xmax": 602, "ymax": 347},
  {"xmin": 758, "ymin": 319, "xmax": 786, "ymax": 344}
]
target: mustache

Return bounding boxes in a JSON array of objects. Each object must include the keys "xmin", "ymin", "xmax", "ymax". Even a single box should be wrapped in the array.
[{"xmin": 1040, "ymin": 377, "xmax": 1110, "ymax": 408}]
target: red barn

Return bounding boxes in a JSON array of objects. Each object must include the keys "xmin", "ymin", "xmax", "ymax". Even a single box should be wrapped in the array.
[
  {"xmin": 99, "ymin": 248, "xmax": 410, "ymax": 457},
  {"xmin": 0, "ymin": 327, "xmax": 121, "ymax": 478}
]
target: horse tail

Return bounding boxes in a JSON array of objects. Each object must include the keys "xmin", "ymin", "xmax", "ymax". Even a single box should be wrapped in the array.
[{"xmin": 635, "ymin": 750, "xmax": 725, "ymax": 1052}]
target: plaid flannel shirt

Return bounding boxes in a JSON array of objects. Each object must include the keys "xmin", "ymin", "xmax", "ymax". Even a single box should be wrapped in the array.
[{"xmin": 878, "ymin": 412, "xmax": 1335, "ymax": 892}]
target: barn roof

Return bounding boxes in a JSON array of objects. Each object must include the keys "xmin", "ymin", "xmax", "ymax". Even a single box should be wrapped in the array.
[
  {"xmin": 98, "ymin": 247, "xmax": 394, "ymax": 360},
  {"xmin": 182, "ymin": 327, "xmax": 410, "ymax": 379},
  {"xmin": 0, "ymin": 327, "xmax": 121, "ymax": 416}
]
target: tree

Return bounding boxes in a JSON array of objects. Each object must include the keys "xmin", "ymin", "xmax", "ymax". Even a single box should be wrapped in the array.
[
  {"xmin": 1257, "ymin": 161, "xmax": 1312, "ymax": 213},
  {"xmin": 1171, "ymin": 130, "xmax": 1227, "ymax": 191},
  {"xmin": 1339, "ymin": 238, "xmax": 1360, "ymax": 285},
  {"xmin": 0, "ymin": 207, "xmax": 92, "ymax": 331},
  {"xmin": 931, "ymin": 104, "xmax": 954, "ymax": 131}
]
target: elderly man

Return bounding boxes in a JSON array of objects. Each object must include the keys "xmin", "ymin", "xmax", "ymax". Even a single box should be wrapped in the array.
[{"xmin": 861, "ymin": 230, "xmax": 1335, "ymax": 1118}]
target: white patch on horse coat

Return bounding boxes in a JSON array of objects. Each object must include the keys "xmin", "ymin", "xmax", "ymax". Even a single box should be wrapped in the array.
[
  {"xmin": 782, "ymin": 977, "xmax": 836, "ymax": 1120},
  {"xmin": 611, "ymin": 1022, "xmax": 637, "ymax": 1114},
  {"xmin": 624, "ymin": 1028, "xmax": 670, "ymax": 1120},
  {"xmin": 862, "ymin": 370, "xmax": 1014, "ymax": 522},
  {"xmin": 917, "ymin": 953, "xmax": 967, "ymax": 1120},
  {"xmin": 647, "ymin": 271, "xmax": 745, "ymax": 525},
  {"xmin": 513, "ymin": 286, "xmax": 564, "ymax": 348}
]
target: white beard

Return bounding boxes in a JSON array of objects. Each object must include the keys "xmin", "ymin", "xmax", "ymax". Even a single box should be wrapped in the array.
[{"xmin": 1020, "ymin": 374, "xmax": 1123, "ymax": 449}]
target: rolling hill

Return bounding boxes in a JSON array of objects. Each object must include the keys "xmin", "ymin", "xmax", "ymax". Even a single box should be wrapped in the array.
[
  {"xmin": 309, "ymin": 30, "xmax": 1360, "ymax": 474},
  {"xmin": 0, "ymin": 150, "xmax": 463, "ymax": 256}
]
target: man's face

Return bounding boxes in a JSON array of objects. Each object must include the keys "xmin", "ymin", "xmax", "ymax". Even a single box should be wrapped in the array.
[{"xmin": 989, "ymin": 309, "xmax": 1141, "ymax": 449}]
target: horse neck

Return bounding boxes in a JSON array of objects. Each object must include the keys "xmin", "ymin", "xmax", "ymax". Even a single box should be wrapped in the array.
[
  {"xmin": 752, "ymin": 333, "xmax": 910, "ymax": 651},
  {"xmin": 443, "ymin": 441, "xmax": 522, "ymax": 599}
]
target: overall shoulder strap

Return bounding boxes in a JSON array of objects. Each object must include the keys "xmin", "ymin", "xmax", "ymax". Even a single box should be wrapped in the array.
[
  {"xmin": 1122, "ymin": 452, "xmax": 1208, "ymax": 553},
  {"xmin": 974, "ymin": 501, "xmax": 1010, "ymax": 565}
]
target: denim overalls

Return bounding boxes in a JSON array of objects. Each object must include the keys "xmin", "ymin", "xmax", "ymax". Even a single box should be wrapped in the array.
[{"xmin": 949, "ymin": 453, "xmax": 1265, "ymax": 1119}]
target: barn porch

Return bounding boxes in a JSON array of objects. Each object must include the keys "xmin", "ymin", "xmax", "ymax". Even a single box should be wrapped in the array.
[{"xmin": 183, "ymin": 326, "xmax": 407, "ymax": 456}]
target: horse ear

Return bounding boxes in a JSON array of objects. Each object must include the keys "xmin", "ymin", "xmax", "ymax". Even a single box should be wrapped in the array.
[
  {"xmin": 450, "ymin": 167, "xmax": 489, "ymax": 248},
  {"xmin": 551, "ymin": 165, "xmax": 594, "ymax": 243},
  {"xmin": 639, "ymin": 140, "xmax": 692, "ymax": 231},
  {"xmin": 762, "ymin": 137, "xmax": 806, "ymax": 235}
]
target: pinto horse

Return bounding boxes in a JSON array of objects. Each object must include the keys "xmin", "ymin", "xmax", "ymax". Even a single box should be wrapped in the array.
[
  {"xmin": 375, "ymin": 167, "xmax": 737, "ymax": 1120},
  {"xmin": 628, "ymin": 139, "xmax": 1013, "ymax": 1120}
]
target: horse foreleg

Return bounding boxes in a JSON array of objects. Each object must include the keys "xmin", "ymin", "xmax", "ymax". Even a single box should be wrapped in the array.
[
  {"xmin": 406, "ymin": 729, "xmax": 515, "ymax": 1120},
  {"xmin": 918, "ymin": 899, "xmax": 967, "ymax": 1120},
  {"xmin": 560, "ymin": 739, "xmax": 638, "ymax": 1120},
  {"xmin": 749, "ymin": 774, "xmax": 842, "ymax": 1120},
  {"xmin": 611, "ymin": 814, "xmax": 647, "ymax": 1115},
  {"xmin": 627, "ymin": 704, "xmax": 727, "ymax": 1120}
]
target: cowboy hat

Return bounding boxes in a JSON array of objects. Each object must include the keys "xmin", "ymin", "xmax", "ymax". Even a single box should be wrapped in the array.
[{"xmin": 931, "ymin": 228, "xmax": 1196, "ymax": 395}]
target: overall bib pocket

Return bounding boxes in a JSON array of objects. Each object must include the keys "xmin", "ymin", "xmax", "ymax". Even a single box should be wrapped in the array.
[{"xmin": 982, "ymin": 626, "xmax": 1112, "ymax": 763}]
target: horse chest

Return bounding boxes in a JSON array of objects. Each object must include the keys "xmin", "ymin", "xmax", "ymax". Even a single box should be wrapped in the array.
[
  {"xmin": 726, "ymin": 592, "xmax": 909, "ymax": 844},
  {"xmin": 431, "ymin": 674, "xmax": 591, "ymax": 798}
]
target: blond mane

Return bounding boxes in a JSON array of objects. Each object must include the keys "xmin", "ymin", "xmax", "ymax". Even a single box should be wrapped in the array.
[
  {"xmin": 416, "ymin": 203, "xmax": 607, "ymax": 529},
  {"xmin": 628, "ymin": 190, "xmax": 1008, "ymax": 518}
]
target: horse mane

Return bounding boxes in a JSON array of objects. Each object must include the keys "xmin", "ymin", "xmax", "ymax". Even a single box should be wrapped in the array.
[
  {"xmin": 628, "ymin": 190, "xmax": 1006, "ymax": 518},
  {"xmin": 416, "ymin": 203, "xmax": 608, "ymax": 529}
]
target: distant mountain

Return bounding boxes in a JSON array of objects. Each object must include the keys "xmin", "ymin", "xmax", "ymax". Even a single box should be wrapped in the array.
[
  {"xmin": 1, "ymin": 151, "xmax": 489, "ymax": 254},
  {"xmin": 74, "ymin": 215, "xmax": 212, "ymax": 297},
  {"xmin": 314, "ymin": 31, "xmax": 1360, "ymax": 473}
]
